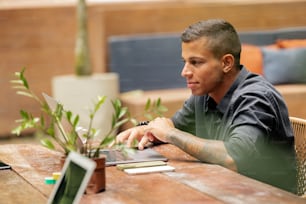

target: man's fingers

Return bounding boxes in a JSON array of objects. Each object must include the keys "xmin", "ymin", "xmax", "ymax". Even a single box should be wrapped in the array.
[
  {"xmin": 138, "ymin": 131, "xmax": 156, "ymax": 150},
  {"xmin": 116, "ymin": 129, "xmax": 131, "ymax": 144},
  {"xmin": 138, "ymin": 135, "xmax": 150, "ymax": 150},
  {"xmin": 116, "ymin": 126, "xmax": 157, "ymax": 149},
  {"xmin": 117, "ymin": 126, "xmax": 145, "ymax": 147},
  {"xmin": 127, "ymin": 129, "xmax": 141, "ymax": 147}
]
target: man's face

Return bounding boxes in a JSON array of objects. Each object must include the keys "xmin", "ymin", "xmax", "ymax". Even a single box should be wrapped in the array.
[{"xmin": 181, "ymin": 37, "xmax": 225, "ymax": 96}]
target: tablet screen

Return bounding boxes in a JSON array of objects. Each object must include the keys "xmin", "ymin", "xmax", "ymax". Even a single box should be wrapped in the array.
[{"xmin": 51, "ymin": 161, "xmax": 87, "ymax": 204}]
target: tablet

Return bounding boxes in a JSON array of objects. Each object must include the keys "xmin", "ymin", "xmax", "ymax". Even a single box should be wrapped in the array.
[
  {"xmin": 0, "ymin": 161, "xmax": 11, "ymax": 170},
  {"xmin": 47, "ymin": 151, "xmax": 96, "ymax": 204}
]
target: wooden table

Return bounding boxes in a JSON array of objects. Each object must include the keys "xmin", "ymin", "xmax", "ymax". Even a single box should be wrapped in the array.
[{"xmin": 0, "ymin": 144, "xmax": 304, "ymax": 204}]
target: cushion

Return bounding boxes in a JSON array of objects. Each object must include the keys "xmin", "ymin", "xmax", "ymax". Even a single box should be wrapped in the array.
[
  {"xmin": 241, "ymin": 44, "xmax": 263, "ymax": 75},
  {"xmin": 241, "ymin": 44, "xmax": 278, "ymax": 75},
  {"xmin": 262, "ymin": 47, "xmax": 306, "ymax": 84},
  {"xmin": 108, "ymin": 34, "xmax": 185, "ymax": 92},
  {"xmin": 277, "ymin": 39, "xmax": 306, "ymax": 48}
]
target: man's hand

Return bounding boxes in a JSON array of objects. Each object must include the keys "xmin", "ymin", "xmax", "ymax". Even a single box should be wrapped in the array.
[
  {"xmin": 116, "ymin": 125, "xmax": 147, "ymax": 148},
  {"xmin": 143, "ymin": 117, "xmax": 174, "ymax": 143},
  {"xmin": 116, "ymin": 117, "xmax": 174, "ymax": 150}
]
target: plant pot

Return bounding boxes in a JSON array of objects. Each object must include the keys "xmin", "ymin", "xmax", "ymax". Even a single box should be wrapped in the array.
[
  {"xmin": 52, "ymin": 73, "xmax": 119, "ymax": 139},
  {"xmin": 86, "ymin": 156, "xmax": 106, "ymax": 194},
  {"xmin": 60, "ymin": 156, "xmax": 66, "ymax": 168}
]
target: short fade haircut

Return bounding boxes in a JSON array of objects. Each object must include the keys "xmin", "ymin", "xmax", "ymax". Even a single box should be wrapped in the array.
[{"xmin": 181, "ymin": 19, "xmax": 241, "ymax": 68}]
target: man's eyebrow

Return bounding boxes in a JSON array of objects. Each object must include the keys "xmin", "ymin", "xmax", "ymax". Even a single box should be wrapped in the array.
[
  {"xmin": 182, "ymin": 55, "xmax": 204, "ymax": 62},
  {"xmin": 188, "ymin": 56, "xmax": 204, "ymax": 61}
]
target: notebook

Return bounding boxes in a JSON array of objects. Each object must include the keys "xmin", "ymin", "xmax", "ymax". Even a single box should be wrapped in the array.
[
  {"xmin": 47, "ymin": 151, "xmax": 96, "ymax": 204},
  {"xmin": 42, "ymin": 93, "xmax": 168, "ymax": 166}
]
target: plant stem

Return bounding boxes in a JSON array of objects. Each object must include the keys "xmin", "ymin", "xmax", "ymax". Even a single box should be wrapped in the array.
[{"xmin": 75, "ymin": 0, "xmax": 91, "ymax": 75}]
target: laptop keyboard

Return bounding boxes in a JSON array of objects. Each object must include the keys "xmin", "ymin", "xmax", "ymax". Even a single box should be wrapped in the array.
[{"xmin": 100, "ymin": 150, "xmax": 132, "ymax": 162}]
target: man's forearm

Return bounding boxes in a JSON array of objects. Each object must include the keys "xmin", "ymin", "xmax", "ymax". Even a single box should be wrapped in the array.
[{"xmin": 166, "ymin": 128, "xmax": 237, "ymax": 171}]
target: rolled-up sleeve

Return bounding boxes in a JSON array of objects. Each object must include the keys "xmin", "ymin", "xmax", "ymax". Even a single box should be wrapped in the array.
[{"xmin": 224, "ymin": 125, "xmax": 266, "ymax": 173}]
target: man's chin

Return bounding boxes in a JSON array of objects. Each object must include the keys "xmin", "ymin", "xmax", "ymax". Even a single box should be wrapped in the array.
[{"xmin": 190, "ymin": 89, "xmax": 204, "ymax": 96}]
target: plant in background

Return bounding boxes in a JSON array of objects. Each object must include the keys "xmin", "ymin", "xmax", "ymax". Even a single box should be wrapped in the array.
[
  {"xmin": 128, "ymin": 98, "xmax": 169, "ymax": 126},
  {"xmin": 11, "ymin": 68, "xmax": 168, "ymax": 158},
  {"xmin": 75, "ymin": 0, "xmax": 91, "ymax": 76},
  {"xmin": 143, "ymin": 98, "xmax": 168, "ymax": 120}
]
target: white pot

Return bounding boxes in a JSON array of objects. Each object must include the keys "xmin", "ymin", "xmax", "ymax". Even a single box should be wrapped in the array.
[{"xmin": 52, "ymin": 73, "xmax": 119, "ymax": 139}]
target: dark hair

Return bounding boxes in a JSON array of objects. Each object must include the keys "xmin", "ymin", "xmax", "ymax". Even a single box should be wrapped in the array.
[{"xmin": 181, "ymin": 19, "xmax": 241, "ymax": 67}]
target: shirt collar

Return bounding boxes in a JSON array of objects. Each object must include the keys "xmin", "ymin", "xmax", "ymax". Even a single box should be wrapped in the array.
[{"xmin": 217, "ymin": 66, "xmax": 249, "ymax": 114}]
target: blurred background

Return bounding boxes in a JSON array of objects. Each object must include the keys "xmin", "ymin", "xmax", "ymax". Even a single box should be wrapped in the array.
[{"xmin": 1, "ymin": 0, "xmax": 306, "ymax": 143}]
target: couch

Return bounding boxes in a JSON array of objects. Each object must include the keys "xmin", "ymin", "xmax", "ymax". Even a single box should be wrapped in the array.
[{"xmin": 108, "ymin": 27, "xmax": 306, "ymax": 129}]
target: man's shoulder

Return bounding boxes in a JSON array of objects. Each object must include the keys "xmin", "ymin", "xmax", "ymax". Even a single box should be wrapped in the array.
[
  {"xmin": 239, "ymin": 73, "xmax": 280, "ymax": 96},
  {"xmin": 231, "ymin": 73, "xmax": 288, "ymax": 110}
]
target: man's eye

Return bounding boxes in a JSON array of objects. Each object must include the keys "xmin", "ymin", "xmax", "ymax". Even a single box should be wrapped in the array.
[{"xmin": 190, "ymin": 60, "xmax": 202, "ymax": 66}]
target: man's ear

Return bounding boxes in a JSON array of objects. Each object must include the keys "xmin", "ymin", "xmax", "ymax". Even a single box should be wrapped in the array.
[{"xmin": 222, "ymin": 54, "xmax": 234, "ymax": 73}]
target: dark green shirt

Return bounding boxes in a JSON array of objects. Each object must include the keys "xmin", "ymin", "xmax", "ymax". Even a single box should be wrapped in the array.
[{"xmin": 172, "ymin": 67, "xmax": 297, "ymax": 193}]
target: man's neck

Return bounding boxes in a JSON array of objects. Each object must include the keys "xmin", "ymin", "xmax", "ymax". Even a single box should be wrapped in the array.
[{"xmin": 209, "ymin": 68, "xmax": 240, "ymax": 104}]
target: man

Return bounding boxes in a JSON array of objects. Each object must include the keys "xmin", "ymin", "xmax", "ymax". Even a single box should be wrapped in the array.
[{"xmin": 117, "ymin": 19, "xmax": 297, "ymax": 193}]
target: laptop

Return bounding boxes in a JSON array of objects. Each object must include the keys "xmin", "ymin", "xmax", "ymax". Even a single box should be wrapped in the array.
[
  {"xmin": 47, "ymin": 151, "xmax": 96, "ymax": 204},
  {"xmin": 42, "ymin": 93, "xmax": 168, "ymax": 166}
]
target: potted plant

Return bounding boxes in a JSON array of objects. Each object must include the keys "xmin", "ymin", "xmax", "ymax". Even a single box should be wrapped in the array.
[
  {"xmin": 52, "ymin": 0, "xmax": 118, "ymax": 140},
  {"xmin": 11, "ymin": 69, "xmax": 124, "ymax": 193},
  {"xmin": 11, "ymin": 68, "xmax": 168, "ymax": 193}
]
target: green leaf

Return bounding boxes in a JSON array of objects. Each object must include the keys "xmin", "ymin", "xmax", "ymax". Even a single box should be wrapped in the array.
[
  {"xmin": 113, "ymin": 118, "xmax": 129, "ymax": 129},
  {"xmin": 156, "ymin": 98, "xmax": 161, "ymax": 106},
  {"xmin": 46, "ymin": 126, "xmax": 55, "ymax": 137},
  {"xmin": 118, "ymin": 107, "xmax": 128, "ymax": 119},
  {"xmin": 54, "ymin": 104, "xmax": 64, "ymax": 119},
  {"xmin": 73, "ymin": 115, "xmax": 79, "ymax": 127},
  {"xmin": 20, "ymin": 110, "xmax": 30, "ymax": 119},
  {"xmin": 11, "ymin": 85, "xmax": 27, "ymax": 90},
  {"xmin": 40, "ymin": 115, "xmax": 45, "ymax": 127},
  {"xmin": 66, "ymin": 111, "xmax": 72, "ymax": 122},
  {"xmin": 16, "ymin": 91, "xmax": 34, "ymax": 98},
  {"xmin": 111, "ymin": 114, "xmax": 116, "ymax": 127},
  {"xmin": 130, "ymin": 118, "xmax": 138, "ymax": 126},
  {"xmin": 144, "ymin": 113, "xmax": 153, "ymax": 121},
  {"xmin": 11, "ymin": 126, "xmax": 22, "ymax": 136},
  {"xmin": 158, "ymin": 105, "xmax": 168, "ymax": 113},
  {"xmin": 14, "ymin": 71, "xmax": 21, "ymax": 78},
  {"xmin": 40, "ymin": 139, "xmax": 55, "ymax": 150},
  {"xmin": 145, "ymin": 99, "xmax": 151, "ymax": 111},
  {"xmin": 100, "ymin": 135, "xmax": 115, "ymax": 147},
  {"xmin": 94, "ymin": 96, "xmax": 106, "ymax": 113},
  {"xmin": 10, "ymin": 79, "xmax": 23, "ymax": 84},
  {"xmin": 18, "ymin": 68, "xmax": 29, "ymax": 89}
]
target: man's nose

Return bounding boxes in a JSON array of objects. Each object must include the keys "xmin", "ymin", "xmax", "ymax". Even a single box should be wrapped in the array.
[{"xmin": 181, "ymin": 64, "xmax": 192, "ymax": 78}]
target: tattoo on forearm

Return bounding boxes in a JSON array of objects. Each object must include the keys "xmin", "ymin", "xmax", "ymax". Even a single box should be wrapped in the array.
[{"xmin": 166, "ymin": 129, "xmax": 236, "ymax": 170}]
